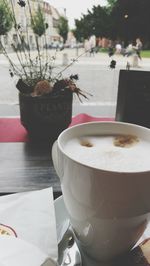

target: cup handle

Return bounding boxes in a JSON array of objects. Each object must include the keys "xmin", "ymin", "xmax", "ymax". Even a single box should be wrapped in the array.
[{"xmin": 52, "ymin": 140, "xmax": 62, "ymax": 180}]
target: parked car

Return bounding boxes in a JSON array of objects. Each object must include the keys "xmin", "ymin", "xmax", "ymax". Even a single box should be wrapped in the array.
[{"xmin": 43, "ymin": 41, "xmax": 64, "ymax": 50}]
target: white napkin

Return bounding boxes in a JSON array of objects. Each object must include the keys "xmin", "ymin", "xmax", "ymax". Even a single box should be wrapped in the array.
[
  {"xmin": 0, "ymin": 188, "xmax": 58, "ymax": 265},
  {"xmin": 0, "ymin": 236, "xmax": 56, "ymax": 266}
]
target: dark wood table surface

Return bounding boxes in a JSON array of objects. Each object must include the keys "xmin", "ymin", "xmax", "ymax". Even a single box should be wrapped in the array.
[{"xmin": 0, "ymin": 141, "xmax": 62, "ymax": 198}]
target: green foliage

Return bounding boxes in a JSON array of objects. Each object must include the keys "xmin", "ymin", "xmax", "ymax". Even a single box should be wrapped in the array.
[
  {"xmin": 74, "ymin": 0, "xmax": 150, "ymax": 45},
  {"xmin": 110, "ymin": 0, "xmax": 150, "ymax": 44},
  {"xmin": 74, "ymin": 5, "xmax": 111, "ymax": 40},
  {"xmin": 107, "ymin": 0, "xmax": 117, "ymax": 9},
  {"xmin": 31, "ymin": 6, "xmax": 47, "ymax": 37},
  {"xmin": 141, "ymin": 50, "xmax": 150, "ymax": 58},
  {"xmin": 58, "ymin": 16, "xmax": 69, "ymax": 42},
  {"xmin": 74, "ymin": 16, "xmax": 90, "ymax": 40},
  {"xmin": 0, "ymin": 1, "xmax": 13, "ymax": 35},
  {"xmin": 100, "ymin": 47, "xmax": 108, "ymax": 53},
  {"xmin": 107, "ymin": 0, "xmax": 117, "ymax": 5},
  {"xmin": 92, "ymin": 6, "xmax": 111, "ymax": 37}
]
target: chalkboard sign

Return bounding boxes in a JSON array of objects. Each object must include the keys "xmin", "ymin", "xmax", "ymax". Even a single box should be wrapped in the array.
[{"xmin": 115, "ymin": 70, "xmax": 150, "ymax": 128}]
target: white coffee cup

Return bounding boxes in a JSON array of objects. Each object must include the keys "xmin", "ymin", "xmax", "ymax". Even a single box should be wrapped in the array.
[{"xmin": 52, "ymin": 121, "xmax": 150, "ymax": 261}]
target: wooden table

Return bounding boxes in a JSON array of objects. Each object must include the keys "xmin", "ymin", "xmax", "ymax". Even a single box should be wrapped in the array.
[
  {"xmin": 0, "ymin": 142, "xmax": 61, "ymax": 198},
  {"xmin": 0, "ymin": 115, "xmax": 114, "ymax": 198}
]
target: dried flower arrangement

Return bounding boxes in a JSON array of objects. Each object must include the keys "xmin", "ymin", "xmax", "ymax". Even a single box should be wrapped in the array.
[
  {"xmin": 0, "ymin": 0, "xmax": 90, "ymax": 101},
  {"xmin": 0, "ymin": 0, "xmax": 92, "ymax": 143}
]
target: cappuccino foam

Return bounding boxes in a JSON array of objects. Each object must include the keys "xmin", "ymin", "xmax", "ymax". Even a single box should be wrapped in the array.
[{"xmin": 64, "ymin": 135, "xmax": 150, "ymax": 172}]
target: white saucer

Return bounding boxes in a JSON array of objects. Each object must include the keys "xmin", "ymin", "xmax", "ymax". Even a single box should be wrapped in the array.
[{"xmin": 54, "ymin": 195, "xmax": 111, "ymax": 266}]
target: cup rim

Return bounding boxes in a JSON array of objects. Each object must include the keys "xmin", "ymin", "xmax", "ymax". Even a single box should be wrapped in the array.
[{"xmin": 57, "ymin": 121, "xmax": 150, "ymax": 174}]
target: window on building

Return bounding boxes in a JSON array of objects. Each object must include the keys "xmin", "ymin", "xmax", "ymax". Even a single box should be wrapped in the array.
[{"xmin": 53, "ymin": 18, "xmax": 58, "ymax": 28}]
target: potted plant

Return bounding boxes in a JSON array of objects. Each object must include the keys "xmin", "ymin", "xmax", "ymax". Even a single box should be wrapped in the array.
[{"xmin": 0, "ymin": 0, "xmax": 89, "ymax": 143}]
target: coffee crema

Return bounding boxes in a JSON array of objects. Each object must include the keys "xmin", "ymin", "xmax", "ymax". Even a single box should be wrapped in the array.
[{"xmin": 64, "ymin": 134, "xmax": 150, "ymax": 172}]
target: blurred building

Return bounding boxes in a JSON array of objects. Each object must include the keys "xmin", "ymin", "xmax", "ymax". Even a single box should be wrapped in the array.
[
  {"xmin": 97, "ymin": 37, "xmax": 110, "ymax": 48},
  {"xmin": 2, "ymin": 0, "xmax": 61, "ymax": 50}
]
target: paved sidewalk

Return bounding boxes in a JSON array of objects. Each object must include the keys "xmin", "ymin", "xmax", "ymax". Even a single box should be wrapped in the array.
[{"xmin": 1, "ymin": 48, "xmax": 150, "ymax": 67}]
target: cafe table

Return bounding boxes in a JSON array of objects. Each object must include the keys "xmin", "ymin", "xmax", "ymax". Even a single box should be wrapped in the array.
[
  {"xmin": 2, "ymin": 114, "xmax": 150, "ymax": 266},
  {"xmin": 0, "ymin": 114, "xmax": 113, "ymax": 198}
]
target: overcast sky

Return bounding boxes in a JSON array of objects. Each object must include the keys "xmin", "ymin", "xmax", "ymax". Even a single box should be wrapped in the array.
[{"xmin": 48, "ymin": 0, "xmax": 108, "ymax": 28}]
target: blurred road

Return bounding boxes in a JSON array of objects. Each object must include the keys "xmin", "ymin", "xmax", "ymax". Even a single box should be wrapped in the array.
[{"xmin": 0, "ymin": 48, "xmax": 150, "ymax": 117}]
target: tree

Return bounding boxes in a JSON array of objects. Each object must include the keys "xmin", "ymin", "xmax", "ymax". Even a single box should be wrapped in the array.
[
  {"xmin": 91, "ymin": 6, "xmax": 111, "ymax": 38},
  {"xmin": 74, "ymin": 5, "xmax": 110, "ymax": 41},
  {"xmin": 107, "ymin": 0, "xmax": 117, "ymax": 12},
  {"xmin": 0, "ymin": 1, "xmax": 13, "ymax": 36},
  {"xmin": 74, "ymin": 13, "xmax": 93, "ymax": 40},
  {"xmin": 110, "ymin": 0, "xmax": 150, "ymax": 46},
  {"xmin": 107, "ymin": 0, "xmax": 117, "ymax": 7},
  {"xmin": 58, "ymin": 16, "xmax": 69, "ymax": 42},
  {"xmin": 31, "ymin": 6, "xmax": 47, "ymax": 37}
]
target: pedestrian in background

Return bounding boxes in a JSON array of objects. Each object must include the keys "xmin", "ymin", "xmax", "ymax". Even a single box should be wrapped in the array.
[
  {"xmin": 89, "ymin": 35, "xmax": 96, "ymax": 56},
  {"xmin": 133, "ymin": 38, "xmax": 143, "ymax": 60},
  {"xmin": 115, "ymin": 43, "xmax": 122, "ymax": 54},
  {"xmin": 123, "ymin": 42, "xmax": 133, "ymax": 57},
  {"xmin": 84, "ymin": 39, "xmax": 90, "ymax": 56},
  {"xmin": 108, "ymin": 44, "xmax": 114, "ymax": 57}
]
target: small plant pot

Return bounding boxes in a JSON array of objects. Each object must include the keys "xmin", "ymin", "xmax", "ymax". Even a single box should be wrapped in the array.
[{"xmin": 19, "ymin": 90, "xmax": 73, "ymax": 144}]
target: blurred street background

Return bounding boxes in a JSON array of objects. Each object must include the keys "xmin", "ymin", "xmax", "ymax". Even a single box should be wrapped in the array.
[
  {"xmin": 1, "ymin": 0, "xmax": 150, "ymax": 117},
  {"xmin": 1, "ymin": 48, "xmax": 150, "ymax": 117}
]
